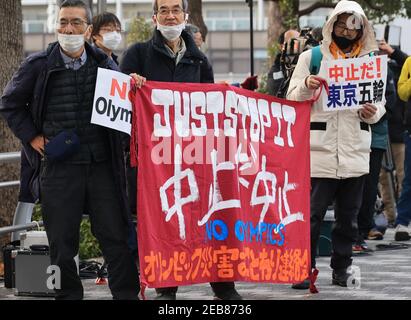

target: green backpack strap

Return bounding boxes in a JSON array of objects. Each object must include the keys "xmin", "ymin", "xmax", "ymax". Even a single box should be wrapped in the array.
[
  {"xmin": 309, "ymin": 47, "xmax": 374, "ymax": 75},
  {"xmin": 309, "ymin": 45, "xmax": 323, "ymax": 75}
]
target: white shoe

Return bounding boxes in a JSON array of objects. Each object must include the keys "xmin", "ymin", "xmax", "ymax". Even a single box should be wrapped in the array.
[{"xmin": 394, "ymin": 224, "xmax": 411, "ymax": 241}]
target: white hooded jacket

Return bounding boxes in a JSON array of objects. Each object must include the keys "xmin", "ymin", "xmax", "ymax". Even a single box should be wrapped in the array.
[{"xmin": 287, "ymin": 0, "xmax": 386, "ymax": 179}]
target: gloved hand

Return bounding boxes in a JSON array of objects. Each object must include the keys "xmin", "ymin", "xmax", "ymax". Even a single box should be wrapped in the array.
[{"xmin": 240, "ymin": 75, "xmax": 259, "ymax": 91}]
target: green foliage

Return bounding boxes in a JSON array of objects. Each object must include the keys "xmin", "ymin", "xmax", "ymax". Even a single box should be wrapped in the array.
[
  {"xmin": 256, "ymin": 58, "xmax": 270, "ymax": 95},
  {"xmin": 79, "ymin": 219, "xmax": 101, "ymax": 260},
  {"xmin": 275, "ymin": 0, "xmax": 411, "ymax": 28},
  {"xmin": 280, "ymin": 0, "xmax": 299, "ymax": 29},
  {"xmin": 256, "ymin": 72, "xmax": 268, "ymax": 95},
  {"xmin": 267, "ymin": 41, "xmax": 281, "ymax": 63},
  {"xmin": 126, "ymin": 16, "xmax": 154, "ymax": 45},
  {"xmin": 32, "ymin": 204, "xmax": 43, "ymax": 227},
  {"xmin": 32, "ymin": 205, "xmax": 101, "ymax": 260},
  {"xmin": 356, "ymin": 0, "xmax": 411, "ymax": 23}
]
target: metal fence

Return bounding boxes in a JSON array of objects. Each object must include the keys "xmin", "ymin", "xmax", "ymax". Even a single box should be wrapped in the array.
[
  {"xmin": 0, "ymin": 152, "xmax": 39, "ymax": 242},
  {"xmin": 0, "ymin": 152, "xmax": 21, "ymax": 189}
]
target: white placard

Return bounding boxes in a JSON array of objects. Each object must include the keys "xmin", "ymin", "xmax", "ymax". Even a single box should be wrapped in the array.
[
  {"xmin": 91, "ymin": 68, "xmax": 132, "ymax": 134},
  {"xmin": 321, "ymin": 55, "xmax": 388, "ymax": 112}
]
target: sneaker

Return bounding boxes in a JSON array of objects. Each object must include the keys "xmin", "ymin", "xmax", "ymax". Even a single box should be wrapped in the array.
[
  {"xmin": 154, "ymin": 292, "xmax": 177, "ymax": 300},
  {"xmin": 332, "ymin": 269, "xmax": 351, "ymax": 287},
  {"xmin": 291, "ymin": 278, "xmax": 310, "ymax": 290},
  {"xmin": 394, "ymin": 224, "xmax": 411, "ymax": 241},
  {"xmin": 353, "ymin": 239, "xmax": 373, "ymax": 253},
  {"xmin": 360, "ymin": 238, "xmax": 374, "ymax": 251},
  {"xmin": 367, "ymin": 229, "xmax": 384, "ymax": 240},
  {"xmin": 214, "ymin": 288, "xmax": 243, "ymax": 300},
  {"xmin": 352, "ymin": 244, "xmax": 364, "ymax": 253}
]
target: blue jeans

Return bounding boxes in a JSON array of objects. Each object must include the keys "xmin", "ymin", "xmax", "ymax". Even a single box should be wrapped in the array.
[{"xmin": 396, "ymin": 132, "xmax": 411, "ymax": 226}]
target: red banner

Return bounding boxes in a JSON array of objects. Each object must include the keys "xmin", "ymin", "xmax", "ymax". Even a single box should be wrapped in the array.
[{"xmin": 131, "ymin": 81, "xmax": 312, "ymax": 288}]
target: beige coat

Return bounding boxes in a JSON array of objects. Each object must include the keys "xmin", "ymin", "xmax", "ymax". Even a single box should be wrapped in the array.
[{"xmin": 287, "ymin": 0, "xmax": 386, "ymax": 179}]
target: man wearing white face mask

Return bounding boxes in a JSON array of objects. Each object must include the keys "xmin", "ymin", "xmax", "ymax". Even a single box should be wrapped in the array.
[
  {"xmin": 0, "ymin": 0, "xmax": 140, "ymax": 300},
  {"xmin": 91, "ymin": 12, "xmax": 123, "ymax": 64},
  {"xmin": 91, "ymin": 11, "xmax": 140, "ymax": 270},
  {"xmin": 121, "ymin": 0, "xmax": 213, "ymax": 83},
  {"xmin": 120, "ymin": 0, "xmax": 242, "ymax": 301}
]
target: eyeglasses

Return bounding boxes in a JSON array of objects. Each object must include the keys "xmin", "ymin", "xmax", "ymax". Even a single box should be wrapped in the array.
[
  {"xmin": 57, "ymin": 18, "xmax": 88, "ymax": 29},
  {"xmin": 334, "ymin": 22, "xmax": 358, "ymax": 35},
  {"xmin": 100, "ymin": 27, "xmax": 122, "ymax": 33},
  {"xmin": 156, "ymin": 7, "xmax": 184, "ymax": 16}
]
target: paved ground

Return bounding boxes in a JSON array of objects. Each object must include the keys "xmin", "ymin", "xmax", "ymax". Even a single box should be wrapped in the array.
[{"xmin": 1, "ymin": 228, "xmax": 410, "ymax": 300}]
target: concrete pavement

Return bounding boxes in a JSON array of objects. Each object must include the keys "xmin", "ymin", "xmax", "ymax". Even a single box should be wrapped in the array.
[{"xmin": 1, "ymin": 227, "xmax": 410, "ymax": 300}]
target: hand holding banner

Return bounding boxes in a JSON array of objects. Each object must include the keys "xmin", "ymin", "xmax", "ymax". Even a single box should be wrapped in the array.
[
  {"xmin": 131, "ymin": 81, "xmax": 312, "ymax": 288},
  {"xmin": 91, "ymin": 70, "xmax": 314, "ymax": 288}
]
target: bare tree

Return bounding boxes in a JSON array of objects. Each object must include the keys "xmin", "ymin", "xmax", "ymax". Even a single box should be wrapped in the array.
[
  {"xmin": 265, "ymin": 0, "xmax": 411, "ymax": 63},
  {"xmin": 188, "ymin": 0, "xmax": 208, "ymax": 41},
  {"xmin": 267, "ymin": 1, "xmax": 283, "ymax": 65},
  {"xmin": 0, "ymin": 0, "xmax": 23, "ymax": 254}
]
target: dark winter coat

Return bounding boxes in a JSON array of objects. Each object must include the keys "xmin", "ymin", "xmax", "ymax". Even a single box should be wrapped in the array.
[
  {"xmin": 0, "ymin": 42, "xmax": 131, "ymax": 221},
  {"xmin": 266, "ymin": 53, "xmax": 284, "ymax": 96},
  {"xmin": 120, "ymin": 29, "xmax": 214, "ymax": 83},
  {"xmin": 387, "ymin": 49, "xmax": 409, "ymax": 142}
]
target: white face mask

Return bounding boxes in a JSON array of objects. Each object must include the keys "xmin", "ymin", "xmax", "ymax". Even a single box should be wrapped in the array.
[
  {"xmin": 157, "ymin": 21, "xmax": 186, "ymax": 41},
  {"xmin": 101, "ymin": 31, "xmax": 122, "ymax": 51},
  {"xmin": 58, "ymin": 33, "xmax": 85, "ymax": 53}
]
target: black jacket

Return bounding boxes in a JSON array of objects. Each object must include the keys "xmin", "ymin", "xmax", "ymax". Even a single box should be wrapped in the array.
[
  {"xmin": 266, "ymin": 53, "xmax": 283, "ymax": 96},
  {"xmin": 120, "ymin": 29, "xmax": 214, "ymax": 83},
  {"xmin": 387, "ymin": 49, "xmax": 409, "ymax": 142},
  {"xmin": 0, "ymin": 42, "xmax": 130, "ymax": 220}
]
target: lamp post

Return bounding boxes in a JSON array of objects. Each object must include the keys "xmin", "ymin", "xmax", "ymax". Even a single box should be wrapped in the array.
[{"xmin": 246, "ymin": 0, "xmax": 254, "ymax": 76}]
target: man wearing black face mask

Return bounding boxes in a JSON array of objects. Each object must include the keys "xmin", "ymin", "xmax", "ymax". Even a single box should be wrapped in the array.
[
  {"xmin": 331, "ymin": 13, "xmax": 363, "ymax": 54},
  {"xmin": 287, "ymin": 0, "xmax": 386, "ymax": 289}
]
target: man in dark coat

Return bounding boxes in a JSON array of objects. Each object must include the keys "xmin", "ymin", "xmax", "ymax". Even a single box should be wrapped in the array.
[
  {"xmin": 266, "ymin": 29, "xmax": 299, "ymax": 97},
  {"xmin": 0, "ymin": 0, "xmax": 139, "ymax": 300},
  {"xmin": 120, "ymin": 0, "xmax": 242, "ymax": 301},
  {"xmin": 378, "ymin": 40, "xmax": 408, "ymax": 225}
]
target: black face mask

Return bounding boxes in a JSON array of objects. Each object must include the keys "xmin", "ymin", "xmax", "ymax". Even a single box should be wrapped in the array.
[{"xmin": 332, "ymin": 32, "xmax": 356, "ymax": 50}]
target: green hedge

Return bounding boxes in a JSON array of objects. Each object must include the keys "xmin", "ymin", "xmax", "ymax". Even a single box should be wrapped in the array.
[
  {"xmin": 79, "ymin": 219, "xmax": 101, "ymax": 260},
  {"xmin": 32, "ymin": 205, "xmax": 101, "ymax": 260}
]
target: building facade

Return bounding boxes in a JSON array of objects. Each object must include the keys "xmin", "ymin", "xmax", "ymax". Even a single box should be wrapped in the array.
[{"xmin": 20, "ymin": 0, "xmax": 411, "ymax": 80}]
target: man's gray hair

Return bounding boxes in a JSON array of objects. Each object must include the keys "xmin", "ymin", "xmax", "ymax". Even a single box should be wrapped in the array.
[
  {"xmin": 60, "ymin": 0, "xmax": 93, "ymax": 24},
  {"xmin": 152, "ymin": 0, "xmax": 188, "ymax": 14}
]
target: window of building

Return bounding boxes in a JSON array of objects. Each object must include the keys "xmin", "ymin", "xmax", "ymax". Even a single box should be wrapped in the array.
[
  {"xmin": 24, "ymin": 21, "xmax": 46, "ymax": 33},
  {"xmin": 299, "ymin": 8, "xmax": 331, "ymax": 28},
  {"xmin": 234, "ymin": 19, "xmax": 249, "ymax": 30},
  {"xmin": 205, "ymin": 8, "xmax": 257, "ymax": 31},
  {"xmin": 215, "ymin": 20, "xmax": 232, "ymax": 31}
]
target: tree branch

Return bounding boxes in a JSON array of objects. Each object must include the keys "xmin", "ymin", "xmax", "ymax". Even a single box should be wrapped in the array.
[
  {"xmin": 297, "ymin": 0, "xmax": 384, "ymax": 17},
  {"xmin": 298, "ymin": 2, "xmax": 337, "ymax": 17},
  {"xmin": 361, "ymin": 0, "xmax": 384, "ymax": 11}
]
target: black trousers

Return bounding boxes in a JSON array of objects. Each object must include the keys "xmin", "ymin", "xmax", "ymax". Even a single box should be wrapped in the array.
[
  {"xmin": 357, "ymin": 148, "xmax": 385, "ymax": 238},
  {"xmin": 310, "ymin": 176, "xmax": 365, "ymax": 270},
  {"xmin": 40, "ymin": 161, "xmax": 140, "ymax": 300},
  {"xmin": 156, "ymin": 282, "xmax": 235, "ymax": 296}
]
